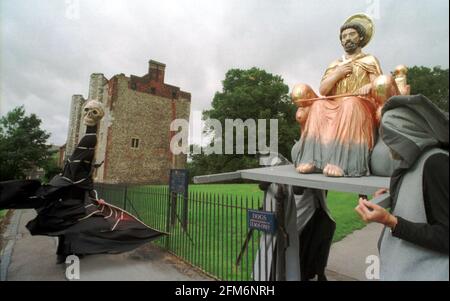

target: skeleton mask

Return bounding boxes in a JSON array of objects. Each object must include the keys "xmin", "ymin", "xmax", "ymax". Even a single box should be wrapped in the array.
[{"xmin": 82, "ymin": 100, "xmax": 105, "ymax": 126}]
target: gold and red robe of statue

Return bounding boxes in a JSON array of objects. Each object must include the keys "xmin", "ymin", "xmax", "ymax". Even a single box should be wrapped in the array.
[{"xmin": 294, "ymin": 53, "xmax": 383, "ymax": 176}]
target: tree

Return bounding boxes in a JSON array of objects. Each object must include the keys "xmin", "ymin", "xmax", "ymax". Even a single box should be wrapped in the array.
[
  {"xmin": 0, "ymin": 106, "xmax": 51, "ymax": 181},
  {"xmin": 188, "ymin": 68, "xmax": 298, "ymax": 179},
  {"xmin": 407, "ymin": 66, "xmax": 449, "ymax": 112},
  {"xmin": 42, "ymin": 151, "xmax": 63, "ymax": 183}
]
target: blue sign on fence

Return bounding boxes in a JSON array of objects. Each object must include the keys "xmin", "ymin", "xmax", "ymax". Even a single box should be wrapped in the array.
[
  {"xmin": 169, "ymin": 169, "xmax": 189, "ymax": 197},
  {"xmin": 247, "ymin": 210, "xmax": 277, "ymax": 234}
]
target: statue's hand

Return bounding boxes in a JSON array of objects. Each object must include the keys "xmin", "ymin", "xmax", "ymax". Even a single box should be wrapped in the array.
[
  {"xmin": 375, "ymin": 106, "xmax": 383, "ymax": 124},
  {"xmin": 97, "ymin": 198, "xmax": 107, "ymax": 206},
  {"xmin": 296, "ymin": 107, "xmax": 310, "ymax": 125},
  {"xmin": 335, "ymin": 63, "xmax": 353, "ymax": 79}
]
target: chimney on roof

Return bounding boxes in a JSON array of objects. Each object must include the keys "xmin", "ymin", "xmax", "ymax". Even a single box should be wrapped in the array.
[{"xmin": 149, "ymin": 60, "xmax": 166, "ymax": 83}]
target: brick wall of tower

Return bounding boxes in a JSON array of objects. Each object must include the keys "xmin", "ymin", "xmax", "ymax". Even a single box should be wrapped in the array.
[
  {"xmin": 66, "ymin": 60, "xmax": 191, "ymax": 185},
  {"xmin": 77, "ymin": 73, "xmax": 109, "ymax": 142},
  {"xmin": 65, "ymin": 94, "xmax": 86, "ymax": 158},
  {"xmin": 92, "ymin": 81, "xmax": 111, "ymax": 183},
  {"xmin": 98, "ymin": 73, "xmax": 190, "ymax": 184}
]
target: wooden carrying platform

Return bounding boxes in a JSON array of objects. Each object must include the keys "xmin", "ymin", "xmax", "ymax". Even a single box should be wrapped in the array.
[{"xmin": 193, "ymin": 164, "xmax": 392, "ymax": 207}]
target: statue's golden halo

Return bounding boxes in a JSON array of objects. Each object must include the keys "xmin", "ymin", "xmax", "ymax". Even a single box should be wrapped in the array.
[{"xmin": 342, "ymin": 13, "xmax": 375, "ymax": 48}]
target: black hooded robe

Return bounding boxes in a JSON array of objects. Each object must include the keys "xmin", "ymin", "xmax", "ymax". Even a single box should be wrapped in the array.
[{"xmin": 1, "ymin": 125, "xmax": 165, "ymax": 256}]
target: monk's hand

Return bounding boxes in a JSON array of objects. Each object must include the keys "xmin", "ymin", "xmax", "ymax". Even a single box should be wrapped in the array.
[
  {"xmin": 356, "ymin": 83, "xmax": 372, "ymax": 95},
  {"xmin": 374, "ymin": 188, "xmax": 389, "ymax": 198},
  {"xmin": 335, "ymin": 63, "xmax": 353, "ymax": 79},
  {"xmin": 355, "ymin": 198, "xmax": 397, "ymax": 229}
]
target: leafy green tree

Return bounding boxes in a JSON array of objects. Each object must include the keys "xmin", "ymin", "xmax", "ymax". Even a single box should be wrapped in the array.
[
  {"xmin": 188, "ymin": 68, "xmax": 298, "ymax": 179},
  {"xmin": 407, "ymin": 66, "xmax": 449, "ymax": 112},
  {"xmin": 42, "ymin": 152, "xmax": 62, "ymax": 183},
  {"xmin": 0, "ymin": 106, "xmax": 51, "ymax": 181}
]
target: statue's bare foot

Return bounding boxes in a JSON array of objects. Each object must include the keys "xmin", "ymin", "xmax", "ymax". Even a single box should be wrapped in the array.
[
  {"xmin": 323, "ymin": 164, "xmax": 344, "ymax": 177},
  {"xmin": 296, "ymin": 163, "xmax": 315, "ymax": 174}
]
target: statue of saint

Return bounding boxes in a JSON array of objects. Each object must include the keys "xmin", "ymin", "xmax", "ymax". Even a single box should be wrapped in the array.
[{"xmin": 292, "ymin": 14, "xmax": 400, "ymax": 177}]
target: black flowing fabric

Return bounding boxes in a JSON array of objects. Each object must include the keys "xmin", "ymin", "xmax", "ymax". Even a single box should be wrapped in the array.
[
  {"xmin": 299, "ymin": 207, "xmax": 335, "ymax": 281},
  {"xmin": 0, "ymin": 125, "xmax": 165, "ymax": 255},
  {"xmin": 0, "ymin": 180, "xmax": 44, "ymax": 209}
]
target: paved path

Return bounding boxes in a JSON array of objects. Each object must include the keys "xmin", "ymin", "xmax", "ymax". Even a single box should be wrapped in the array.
[
  {"xmin": 326, "ymin": 223, "xmax": 384, "ymax": 281},
  {"xmin": 1, "ymin": 210, "xmax": 212, "ymax": 281},
  {"xmin": 1, "ymin": 209, "xmax": 383, "ymax": 281}
]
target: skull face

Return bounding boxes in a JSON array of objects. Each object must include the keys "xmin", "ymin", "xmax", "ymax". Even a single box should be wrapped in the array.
[{"xmin": 82, "ymin": 100, "xmax": 105, "ymax": 126}]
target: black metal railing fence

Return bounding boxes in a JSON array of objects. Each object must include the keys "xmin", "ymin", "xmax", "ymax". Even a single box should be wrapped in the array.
[{"xmin": 94, "ymin": 183, "xmax": 271, "ymax": 281}]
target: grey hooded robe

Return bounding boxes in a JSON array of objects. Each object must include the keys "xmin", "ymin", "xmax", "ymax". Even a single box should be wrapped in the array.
[{"xmin": 378, "ymin": 94, "xmax": 449, "ymax": 281}]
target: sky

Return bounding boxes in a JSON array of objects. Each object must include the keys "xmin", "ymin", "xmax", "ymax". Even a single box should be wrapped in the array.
[{"xmin": 1, "ymin": 0, "xmax": 449, "ymax": 146}]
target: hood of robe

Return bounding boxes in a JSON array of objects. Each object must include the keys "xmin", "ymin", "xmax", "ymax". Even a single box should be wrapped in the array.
[{"xmin": 380, "ymin": 94, "xmax": 449, "ymax": 169}]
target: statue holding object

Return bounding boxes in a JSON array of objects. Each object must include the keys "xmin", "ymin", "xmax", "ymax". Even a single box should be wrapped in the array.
[
  {"xmin": 393, "ymin": 64, "xmax": 411, "ymax": 96},
  {"xmin": 292, "ymin": 14, "xmax": 400, "ymax": 177}
]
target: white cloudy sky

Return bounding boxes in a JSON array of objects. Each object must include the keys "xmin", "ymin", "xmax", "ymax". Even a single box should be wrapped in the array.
[{"xmin": 1, "ymin": 0, "xmax": 449, "ymax": 146}]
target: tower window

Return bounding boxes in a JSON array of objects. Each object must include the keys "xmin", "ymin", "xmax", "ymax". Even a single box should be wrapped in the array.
[{"xmin": 131, "ymin": 138, "xmax": 140, "ymax": 149}]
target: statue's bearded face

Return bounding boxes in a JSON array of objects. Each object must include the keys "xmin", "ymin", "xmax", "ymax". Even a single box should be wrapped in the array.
[{"xmin": 340, "ymin": 28, "xmax": 362, "ymax": 54}]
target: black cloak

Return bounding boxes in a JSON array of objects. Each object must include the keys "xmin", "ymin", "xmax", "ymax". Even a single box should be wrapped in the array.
[{"xmin": 0, "ymin": 125, "xmax": 165, "ymax": 255}]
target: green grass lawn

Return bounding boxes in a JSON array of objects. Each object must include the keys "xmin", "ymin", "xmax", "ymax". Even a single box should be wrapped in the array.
[
  {"xmin": 100, "ymin": 183, "xmax": 366, "ymax": 280},
  {"xmin": 184, "ymin": 184, "xmax": 365, "ymax": 280},
  {"xmin": 0, "ymin": 210, "xmax": 6, "ymax": 221},
  {"xmin": 186, "ymin": 184, "xmax": 366, "ymax": 243},
  {"xmin": 326, "ymin": 191, "xmax": 367, "ymax": 242}
]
